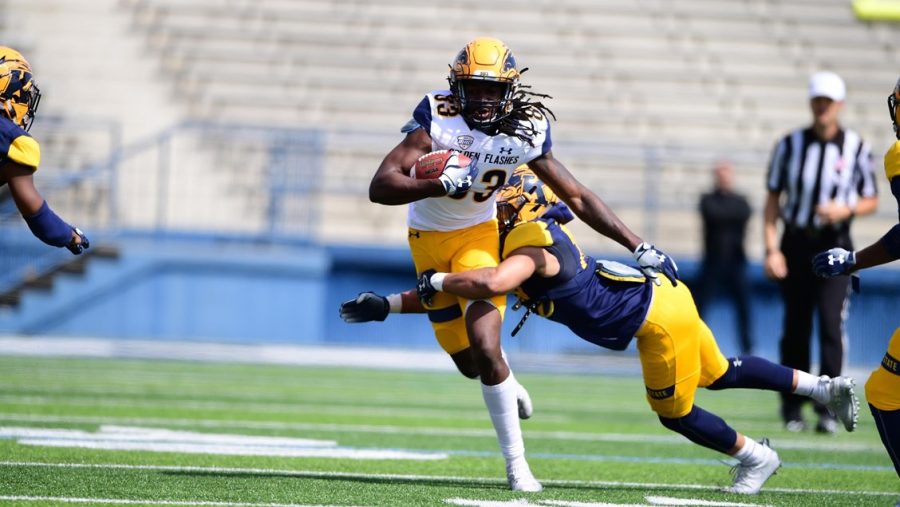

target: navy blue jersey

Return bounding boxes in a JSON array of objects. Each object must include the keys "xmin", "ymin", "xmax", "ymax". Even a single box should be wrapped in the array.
[{"xmin": 503, "ymin": 205, "xmax": 653, "ymax": 350}]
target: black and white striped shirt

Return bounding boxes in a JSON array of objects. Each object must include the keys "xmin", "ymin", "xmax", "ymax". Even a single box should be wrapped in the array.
[{"xmin": 767, "ymin": 127, "xmax": 877, "ymax": 229}]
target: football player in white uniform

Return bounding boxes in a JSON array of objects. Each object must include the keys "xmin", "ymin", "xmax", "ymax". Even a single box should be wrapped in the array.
[{"xmin": 345, "ymin": 37, "xmax": 677, "ymax": 492}]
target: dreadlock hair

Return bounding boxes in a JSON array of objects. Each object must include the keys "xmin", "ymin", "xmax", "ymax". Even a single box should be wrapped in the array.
[{"xmin": 495, "ymin": 84, "xmax": 556, "ymax": 146}]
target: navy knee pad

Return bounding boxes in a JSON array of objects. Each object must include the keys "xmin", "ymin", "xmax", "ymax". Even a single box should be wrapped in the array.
[{"xmin": 658, "ymin": 405, "xmax": 737, "ymax": 454}]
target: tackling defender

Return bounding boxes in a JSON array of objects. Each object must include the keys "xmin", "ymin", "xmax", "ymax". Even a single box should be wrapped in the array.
[
  {"xmin": 0, "ymin": 47, "xmax": 88, "ymax": 254},
  {"xmin": 813, "ymin": 77, "xmax": 900, "ymax": 497},
  {"xmin": 359, "ymin": 37, "xmax": 677, "ymax": 492},
  {"xmin": 347, "ymin": 167, "xmax": 860, "ymax": 495}
]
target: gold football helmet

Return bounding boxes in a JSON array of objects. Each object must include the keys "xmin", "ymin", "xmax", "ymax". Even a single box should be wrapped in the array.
[
  {"xmin": 448, "ymin": 37, "xmax": 520, "ymax": 129},
  {"xmin": 890, "ymin": 76, "xmax": 900, "ymax": 139},
  {"xmin": 0, "ymin": 47, "xmax": 41, "ymax": 132},
  {"xmin": 496, "ymin": 166, "xmax": 558, "ymax": 235}
]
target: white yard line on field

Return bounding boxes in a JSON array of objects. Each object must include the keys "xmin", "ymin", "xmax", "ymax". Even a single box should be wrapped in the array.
[
  {"xmin": 0, "ymin": 337, "xmax": 643, "ymax": 376},
  {"xmin": 0, "ymin": 336, "xmax": 875, "ymax": 380},
  {"xmin": 0, "ymin": 426, "xmax": 447, "ymax": 461},
  {"xmin": 0, "ymin": 394, "xmax": 498, "ymax": 422},
  {"xmin": 1, "ymin": 422, "xmax": 889, "ymax": 471},
  {"xmin": 472, "ymin": 499, "xmax": 774, "ymax": 507},
  {"xmin": 0, "ymin": 461, "xmax": 896, "ymax": 498},
  {"xmin": 0, "ymin": 412, "xmax": 886, "ymax": 453},
  {"xmin": 0, "ymin": 337, "xmax": 459, "ymax": 372},
  {"xmin": 0, "ymin": 496, "xmax": 359, "ymax": 507},
  {"xmin": 644, "ymin": 497, "xmax": 774, "ymax": 506}
]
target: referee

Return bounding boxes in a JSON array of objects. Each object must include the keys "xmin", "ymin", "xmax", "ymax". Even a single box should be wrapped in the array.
[{"xmin": 763, "ymin": 71, "xmax": 879, "ymax": 434}]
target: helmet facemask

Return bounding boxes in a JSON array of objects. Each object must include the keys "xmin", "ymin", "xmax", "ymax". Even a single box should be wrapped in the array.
[
  {"xmin": 496, "ymin": 194, "xmax": 527, "ymax": 237},
  {"xmin": 10, "ymin": 81, "xmax": 40, "ymax": 132},
  {"xmin": 495, "ymin": 167, "xmax": 557, "ymax": 238},
  {"xmin": 448, "ymin": 37, "xmax": 520, "ymax": 131},
  {"xmin": 890, "ymin": 79, "xmax": 900, "ymax": 140},
  {"xmin": 456, "ymin": 79, "xmax": 515, "ymax": 129},
  {"xmin": 0, "ymin": 48, "xmax": 41, "ymax": 132}
]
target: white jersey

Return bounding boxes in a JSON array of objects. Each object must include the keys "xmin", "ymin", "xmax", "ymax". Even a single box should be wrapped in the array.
[{"xmin": 406, "ymin": 89, "xmax": 552, "ymax": 231}]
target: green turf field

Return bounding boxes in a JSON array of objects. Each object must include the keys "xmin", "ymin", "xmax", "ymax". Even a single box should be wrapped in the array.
[{"xmin": 0, "ymin": 355, "xmax": 896, "ymax": 506}]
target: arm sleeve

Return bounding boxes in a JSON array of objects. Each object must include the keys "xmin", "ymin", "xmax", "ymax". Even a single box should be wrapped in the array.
[{"xmin": 23, "ymin": 200, "xmax": 73, "ymax": 247}]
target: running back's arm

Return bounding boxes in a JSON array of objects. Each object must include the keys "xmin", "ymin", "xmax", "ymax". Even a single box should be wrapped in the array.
[
  {"xmin": 528, "ymin": 152, "xmax": 642, "ymax": 251},
  {"xmin": 369, "ymin": 128, "xmax": 446, "ymax": 205}
]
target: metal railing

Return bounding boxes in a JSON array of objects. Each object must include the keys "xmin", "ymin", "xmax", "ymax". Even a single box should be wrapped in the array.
[{"xmin": 0, "ymin": 120, "xmax": 325, "ymax": 294}]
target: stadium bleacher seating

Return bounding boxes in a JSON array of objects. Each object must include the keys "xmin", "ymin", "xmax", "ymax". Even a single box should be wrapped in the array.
[{"xmin": 13, "ymin": 0, "xmax": 900, "ymax": 255}]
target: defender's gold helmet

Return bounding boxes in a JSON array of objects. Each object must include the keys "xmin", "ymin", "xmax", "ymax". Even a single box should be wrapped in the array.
[
  {"xmin": 496, "ymin": 166, "xmax": 558, "ymax": 235},
  {"xmin": 890, "ymin": 76, "xmax": 900, "ymax": 139},
  {"xmin": 0, "ymin": 47, "xmax": 40, "ymax": 132},
  {"xmin": 448, "ymin": 37, "xmax": 520, "ymax": 129}
]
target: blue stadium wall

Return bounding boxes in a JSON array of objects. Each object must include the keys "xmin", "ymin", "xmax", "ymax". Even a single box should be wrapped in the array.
[{"xmin": 1, "ymin": 239, "xmax": 896, "ymax": 368}]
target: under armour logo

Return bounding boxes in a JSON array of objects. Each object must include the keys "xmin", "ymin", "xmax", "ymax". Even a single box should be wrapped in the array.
[
  {"xmin": 732, "ymin": 358, "xmax": 742, "ymax": 368},
  {"xmin": 498, "ymin": 147, "xmax": 513, "ymax": 155},
  {"xmin": 408, "ymin": 231, "xmax": 420, "ymax": 239}
]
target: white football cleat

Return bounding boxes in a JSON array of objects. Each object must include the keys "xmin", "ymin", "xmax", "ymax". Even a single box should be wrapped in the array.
[
  {"xmin": 506, "ymin": 459, "xmax": 542, "ymax": 492},
  {"xmin": 725, "ymin": 438, "xmax": 781, "ymax": 495},
  {"xmin": 516, "ymin": 382, "xmax": 533, "ymax": 420},
  {"xmin": 823, "ymin": 376, "xmax": 860, "ymax": 432}
]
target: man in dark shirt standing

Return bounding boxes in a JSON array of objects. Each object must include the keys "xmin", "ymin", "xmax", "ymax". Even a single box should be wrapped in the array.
[{"xmin": 695, "ymin": 160, "xmax": 754, "ymax": 355}]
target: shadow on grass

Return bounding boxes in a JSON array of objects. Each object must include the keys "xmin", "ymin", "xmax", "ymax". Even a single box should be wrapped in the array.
[{"xmin": 162, "ymin": 469, "xmax": 734, "ymax": 496}]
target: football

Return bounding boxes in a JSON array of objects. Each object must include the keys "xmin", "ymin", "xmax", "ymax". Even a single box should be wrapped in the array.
[{"xmin": 411, "ymin": 150, "xmax": 472, "ymax": 180}]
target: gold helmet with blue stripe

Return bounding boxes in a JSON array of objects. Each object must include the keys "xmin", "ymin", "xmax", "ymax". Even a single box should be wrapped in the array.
[
  {"xmin": 890, "ymin": 76, "xmax": 900, "ymax": 140},
  {"xmin": 448, "ymin": 37, "xmax": 520, "ymax": 129},
  {"xmin": 496, "ymin": 166, "xmax": 558, "ymax": 236},
  {"xmin": 0, "ymin": 47, "xmax": 41, "ymax": 132}
]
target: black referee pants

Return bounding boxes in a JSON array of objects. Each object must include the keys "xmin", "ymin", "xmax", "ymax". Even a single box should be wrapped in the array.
[{"xmin": 778, "ymin": 228, "xmax": 852, "ymax": 422}]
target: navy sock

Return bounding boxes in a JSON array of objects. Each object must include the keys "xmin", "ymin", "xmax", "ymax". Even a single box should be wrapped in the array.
[
  {"xmin": 707, "ymin": 356, "xmax": 793, "ymax": 393},
  {"xmin": 658, "ymin": 405, "xmax": 737, "ymax": 454}
]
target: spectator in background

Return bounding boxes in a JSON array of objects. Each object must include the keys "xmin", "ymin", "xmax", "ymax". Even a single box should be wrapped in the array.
[
  {"xmin": 695, "ymin": 160, "xmax": 753, "ymax": 354},
  {"xmin": 763, "ymin": 71, "xmax": 879, "ymax": 434}
]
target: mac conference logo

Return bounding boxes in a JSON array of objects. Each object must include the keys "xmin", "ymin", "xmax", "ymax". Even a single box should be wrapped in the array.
[{"xmin": 456, "ymin": 135, "xmax": 474, "ymax": 150}]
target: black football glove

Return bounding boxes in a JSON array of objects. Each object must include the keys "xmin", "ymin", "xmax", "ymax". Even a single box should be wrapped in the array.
[
  {"xmin": 339, "ymin": 292, "xmax": 389, "ymax": 323},
  {"xmin": 416, "ymin": 269, "xmax": 438, "ymax": 306},
  {"xmin": 812, "ymin": 248, "xmax": 856, "ymax": 277},
  {"xmin": 66, "ymin": 227, "xmax": 90, "ymax": 255}
]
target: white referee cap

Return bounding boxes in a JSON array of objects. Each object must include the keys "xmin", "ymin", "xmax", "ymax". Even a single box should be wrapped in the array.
[{"xmin": 809, "ymin": 71, "xmax": 846, "ymax": 101}]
